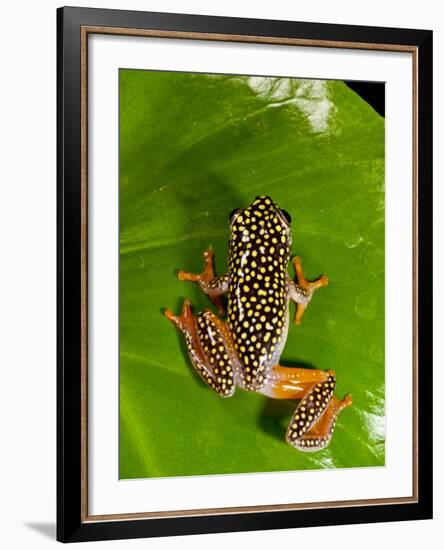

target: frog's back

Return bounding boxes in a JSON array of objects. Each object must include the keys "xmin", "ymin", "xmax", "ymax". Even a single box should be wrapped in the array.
[{"xmin": 226, "ymin": 196, "xmax": 291, "ymax": 390}]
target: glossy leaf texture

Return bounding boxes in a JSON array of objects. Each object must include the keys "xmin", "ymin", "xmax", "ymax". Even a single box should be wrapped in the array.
[{"xmin": 119, "ymin": 70, "xmax": 385, "ymax": 478}]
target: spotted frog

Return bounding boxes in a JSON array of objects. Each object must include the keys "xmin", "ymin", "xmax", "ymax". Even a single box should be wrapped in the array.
[{"xmin": 165, "ymin": 196, "xmax": 351, "ymax": 451}]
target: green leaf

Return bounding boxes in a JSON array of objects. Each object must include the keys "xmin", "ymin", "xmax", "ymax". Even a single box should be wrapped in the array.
[{"xmin": 119, "ymin": 70, "xmax": 385, "ymax": 478}]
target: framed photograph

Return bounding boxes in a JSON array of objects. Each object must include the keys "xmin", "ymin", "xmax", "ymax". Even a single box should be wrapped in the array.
[{"xmin": 57, "ymin": 6, "xmax": 433, "ymax": 543}]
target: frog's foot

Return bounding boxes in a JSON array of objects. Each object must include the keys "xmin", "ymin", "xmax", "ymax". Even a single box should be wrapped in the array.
[
  {"xmin": 285, "ymin": 373, "xmax": 352, "ymax": 452},
  {"xmin": 178, "ymin": 249, "xmax": 227, "ymax": 316},
  {"xmin": 290, "ymin": 256, "xmax": 328, "ymax": 325},
  {"xmin": 165, "ymin": 301, "xmax": 236, "ymax": 397},
  {"xmin": 164, "ymin": 298, "xmax": 194, "ymax": 332}
]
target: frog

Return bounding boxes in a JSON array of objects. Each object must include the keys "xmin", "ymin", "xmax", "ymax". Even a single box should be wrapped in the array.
[{"xmin": 165, "ymin": 196, "xmax": 352, "ymax": 452}]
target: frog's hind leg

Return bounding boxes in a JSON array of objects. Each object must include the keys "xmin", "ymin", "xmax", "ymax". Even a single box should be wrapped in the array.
[
  {"xmin": 165, "ymin": 300, "xmax": 235, "ymax": 397},
  {"xmin": 291, "ymin": 394, "xmax": 353, "ymax": 452},
  {"xmin": 259, "ymin": 365, "xmax": 331, "ymax": 399},
  {"xmin": 178, "ymin": 250, "xmax": 228, "ymax": 315},
  {"xmin": 258, "ymin": 366, "xmax": 352, "ymax": 451},
  {"xmin": 285, "ymin": 373, "xmax": 352, "ymax": 452}
]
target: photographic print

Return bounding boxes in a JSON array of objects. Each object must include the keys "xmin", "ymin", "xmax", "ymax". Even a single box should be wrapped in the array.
[{"xmin": 119, "ymin": 69, "xmax": 385, "ymax": 479}]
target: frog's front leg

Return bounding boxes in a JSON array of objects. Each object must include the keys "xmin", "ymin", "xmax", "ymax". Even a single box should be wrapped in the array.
[
  {"xmin": 259, "ymin": 366, "xmax": 352, "ymax": 451},
  {"xmin": 165, "ymin": 300, "xmax": 236, "ymax": 397},
  {"xmin": 178, "ymin": 249, "xmax": 228, "ymax": 315},
  {"xmin": 289, "ymin": 256, "xmax": 329, "ymax": 325}
]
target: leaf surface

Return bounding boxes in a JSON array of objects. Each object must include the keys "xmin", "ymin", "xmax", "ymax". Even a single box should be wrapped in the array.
[{"xmin": 119, "ymin": 71, "xmax": 385, "ymax": 478}]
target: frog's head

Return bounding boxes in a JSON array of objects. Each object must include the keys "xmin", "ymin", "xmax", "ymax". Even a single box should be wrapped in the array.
[{"xmin": 228, "ymin": 195, "xmax": 292, "ymax": 246}]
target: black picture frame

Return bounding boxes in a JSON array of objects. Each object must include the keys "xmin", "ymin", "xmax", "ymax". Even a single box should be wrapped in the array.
[{"xmin": 57, "ymin": 6, "xmax": 433, "ymax": 543}]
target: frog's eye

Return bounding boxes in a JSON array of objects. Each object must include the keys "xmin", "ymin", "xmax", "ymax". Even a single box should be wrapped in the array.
[
  {"xmin": 281, "ymin": 209, "xmax": 292, "ymax": 225},
  {"xmin": 229, "ymin": 208, "xmax": 240, "ymax": 223}
]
